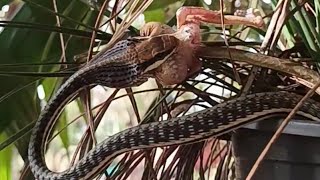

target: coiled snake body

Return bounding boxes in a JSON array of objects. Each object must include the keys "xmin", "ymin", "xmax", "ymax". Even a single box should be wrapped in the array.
[{"xmin": 28, "ymin": 24, "xmax": 320, "ymax": 180}]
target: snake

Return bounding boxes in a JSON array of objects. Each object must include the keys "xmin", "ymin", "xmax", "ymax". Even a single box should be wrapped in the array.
[{"xmin": 28, "ymin": 29, "xmax": 320, "ymax": 180}]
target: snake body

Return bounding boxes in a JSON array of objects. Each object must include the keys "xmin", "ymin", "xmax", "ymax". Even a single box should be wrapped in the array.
[
  {"xmin": 28, "ymin": 36, "xmax": 179, "ymax": 179},
  {"xmin": 29, "ymin": 89, "xmax": 320, "ymax": 180},
  {"xmin": 28, "ymin": 31, "xmax": 320, "ymax": 179}
]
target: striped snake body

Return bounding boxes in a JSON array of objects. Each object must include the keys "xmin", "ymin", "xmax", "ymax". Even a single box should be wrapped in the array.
[
  {"xmin": 29, "ymin": 88, "xmax": 320, "ymax": 179},
  {"xmin": 28, "ymin": 35, "xmax": 179, "ymax": 179},
  {"xmin": 28, "ymin": 33, "xmax": 320, "ymax": 179}
]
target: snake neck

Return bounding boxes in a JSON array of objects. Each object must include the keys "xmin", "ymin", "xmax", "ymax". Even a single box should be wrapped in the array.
[
  {"xmin": 28, "ymin": 61, "xmax": 145, "ymax": 179},
  {"xmin": 28, "ymin": 71, "xmax": 84, "ymax": 178}
]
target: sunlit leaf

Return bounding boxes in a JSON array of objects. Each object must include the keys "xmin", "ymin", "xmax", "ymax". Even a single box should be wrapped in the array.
[{"xmin": 0, "ymin": 133, "xmax": 12, "ymax": 180}]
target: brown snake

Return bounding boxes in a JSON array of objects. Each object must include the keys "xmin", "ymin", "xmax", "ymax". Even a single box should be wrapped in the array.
[
  {"xmin": 29, "ymin": 89, "xmax": 320, "ymax": 179},
  {"xmin": 28, "ymin": 22, "xmax": 320, "ymax": 179}
]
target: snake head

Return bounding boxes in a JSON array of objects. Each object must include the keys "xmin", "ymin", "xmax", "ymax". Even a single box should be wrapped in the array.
[{"xmin": 136, "ymin": 34, "xmax": 179, "ymax": 73}]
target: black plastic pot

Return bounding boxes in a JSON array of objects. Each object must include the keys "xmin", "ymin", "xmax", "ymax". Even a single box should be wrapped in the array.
[{"xmin": 232, "ymin": 119, "xmax": 320, "ymax": 180}]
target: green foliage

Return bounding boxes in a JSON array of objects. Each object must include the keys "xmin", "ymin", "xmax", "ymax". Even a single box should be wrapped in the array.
[
  {"xmin": 144, "ymin": 8, "xmax": 165, "ymax": 23},
  {"xmin": 0, "ymin": 133, "xmax": 12, "ymax": 180},
  {"xmin": 0, "ymin": 0, "xmax": 98, "ymax": 162},
  {"xmin": 0, "ymin": 1, "xmax": 11, "ymax": 8}
]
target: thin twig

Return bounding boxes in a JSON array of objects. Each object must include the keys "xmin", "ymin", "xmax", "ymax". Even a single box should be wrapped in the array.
[
  {"xmin": 83, "ymin": 90, "xmax": 97, "ymax": 145},
  {"xmin": 245, "ymin": 81, "xmax": 320, "ymax": 180},
  {"xmin": 86, "ymin": 0, "xmax": 110, "ymax": 63},
  {"xmin": 125, "ymin": 88, "xmax": 142, "ymax": 123},
  {"xmin": 219, "ymin": 0, "xmax": 241, "ymax": 84},
  {"xmin": 52, "ymin": 0, "xmax": 67, "ymax": 63}
]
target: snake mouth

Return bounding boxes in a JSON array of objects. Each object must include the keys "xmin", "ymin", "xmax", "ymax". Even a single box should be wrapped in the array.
[{"xmin": 141, "ymin": 48, "xmax": 176, "ymax": 73}]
